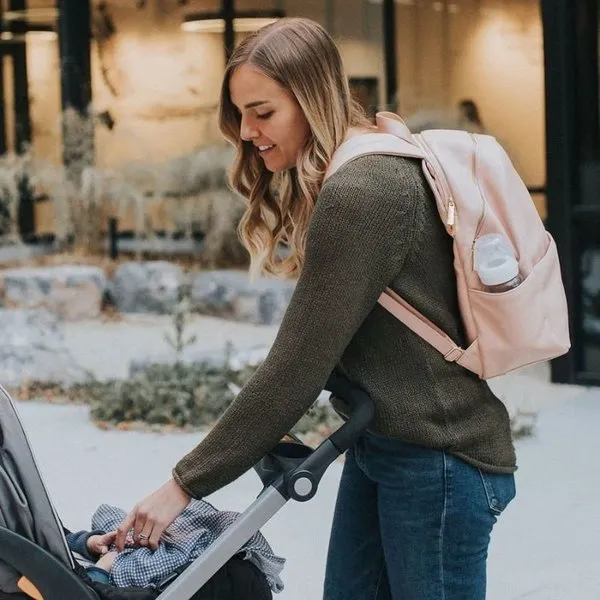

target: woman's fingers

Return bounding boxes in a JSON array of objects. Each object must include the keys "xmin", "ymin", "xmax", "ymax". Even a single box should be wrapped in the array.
[
  {"xmin": 137, "ymin": 523, "xmax": 154, "ymax": 548},
  {"xmin": 115, "ymin": 510, "xmax": 136, "ymax": 551},
  {"xmin": 133, "ymin": 508, "xmax": 149, "ymax": 545},
  {"xmin": 148, "ymin": 522, "xmax": 166, "ymax": 551},
  {"xmin": 116, "ymin": 479, "xmax": 191, "ymax": 552}
]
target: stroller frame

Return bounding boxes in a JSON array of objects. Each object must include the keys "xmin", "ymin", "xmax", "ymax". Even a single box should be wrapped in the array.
[{"xmin": 0, "ymin": 372, "xmax": 374, "ymax": 600}]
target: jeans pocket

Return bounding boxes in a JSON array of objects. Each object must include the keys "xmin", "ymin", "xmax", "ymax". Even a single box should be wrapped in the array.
[{"xmin": 478, "ymin": 470, "xmax": 516, "ymax": 515}]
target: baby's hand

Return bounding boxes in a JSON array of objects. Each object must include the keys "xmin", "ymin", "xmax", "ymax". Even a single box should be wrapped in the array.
[{"xmin": 87, "ymin": 531, "xmax": 117, "ymax": 556}]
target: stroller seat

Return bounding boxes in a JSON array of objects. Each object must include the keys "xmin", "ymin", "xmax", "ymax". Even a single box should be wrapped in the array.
[{"xmin": 0, "ymin": 385, "xmax": 271, "ymax": 600}]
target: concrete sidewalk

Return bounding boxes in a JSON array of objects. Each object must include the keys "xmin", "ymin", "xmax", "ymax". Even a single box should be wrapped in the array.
[
  {"xmin": 14, "ymin": 385, "xmax": 599, "ymax": 600},
  {"xmin": 488, "ymin": 387, "xmax": 600, "ymax": 600}
]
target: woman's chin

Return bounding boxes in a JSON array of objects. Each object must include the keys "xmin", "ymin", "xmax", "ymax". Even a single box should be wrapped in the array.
[
  {"xmin": 263, "ymin": 161, "xmax": 285, "ymax": 173},
  {"xmin": 262, "ymin": 156, "xmax": 294, "ymax": 173}
]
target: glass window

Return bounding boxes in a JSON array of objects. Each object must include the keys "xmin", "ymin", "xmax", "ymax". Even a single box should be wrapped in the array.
[
  {"xmin": 578, "ymin": 0, "xmax": 600, "ymax": 207},
  {"xmin": 580, "ymin": 219, "xmax": 600, "ymax": 374},
  {"xmin": 395, "ymin": 0, "xmax": 546, "ymax": 219}
]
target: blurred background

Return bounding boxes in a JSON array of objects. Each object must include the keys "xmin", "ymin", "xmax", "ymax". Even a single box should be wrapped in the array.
[{"xmin": 0, "ymin": 0, "xmax": 596, "ymax": 385}]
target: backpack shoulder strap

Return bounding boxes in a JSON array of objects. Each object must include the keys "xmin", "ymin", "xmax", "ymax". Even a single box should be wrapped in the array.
[
  {"xmin": 375, "ymin": 111, "xmax": 415, "ymax": 143},
  {"xmin": 324, "ymin": 118, "xmax": 474, "ymax": 371},
  {"xmin": 324, "ymin": 133, "xmax": 426, "ymax": 180},
  {"xmin": 378, "ymin": 289, "xmax": 466, "ymax": 363}
]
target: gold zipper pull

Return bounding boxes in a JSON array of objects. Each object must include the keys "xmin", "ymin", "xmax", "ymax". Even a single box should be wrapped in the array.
[{"xmin": 446, "ymin": 199, "xmax": 456, "ymax": 233}]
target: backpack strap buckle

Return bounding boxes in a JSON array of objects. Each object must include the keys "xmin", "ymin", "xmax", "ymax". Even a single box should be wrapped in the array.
[{"xmin": 444, "ymin": 346, "xmax": 465, "ymax": 362}]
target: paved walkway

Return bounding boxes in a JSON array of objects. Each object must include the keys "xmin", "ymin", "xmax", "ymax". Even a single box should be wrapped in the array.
[
  {"xmin": 0, "ymin": 310, "xmax": 590, "ymax": 599},
  {"xmin": 488, "ymin": 387, "xmax": 600, "ymax": 600},
  {"xmin": 15, "ymin": 385, "xmax": 599, "ymax": 600}
]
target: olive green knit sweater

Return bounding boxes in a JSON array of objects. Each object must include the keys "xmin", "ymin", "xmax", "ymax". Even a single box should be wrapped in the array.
[{"xmin": 173, "ymin": 154, "xmax": 517, "ymax": 499}]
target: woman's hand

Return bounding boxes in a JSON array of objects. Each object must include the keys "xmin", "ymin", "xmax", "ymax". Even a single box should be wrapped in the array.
[
  {"xmin": 115, "ymin": 479, "xmax": 191, "ymax": 552},
  {"xmin": 87, "ymin": 531, "xmax": 117, "ymax": 556}
]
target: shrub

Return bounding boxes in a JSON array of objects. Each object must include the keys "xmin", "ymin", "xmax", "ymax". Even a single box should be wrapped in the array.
[
  {"xmin": 70, "ymin": 358, "xmax": 343, "ymax": 438},
  {"xmin": 72, "ymin": 360, "xmax": 253, "ymax": 428}
]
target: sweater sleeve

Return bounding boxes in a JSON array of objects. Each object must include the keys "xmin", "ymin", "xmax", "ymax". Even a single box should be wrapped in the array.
[{"xmin": 173, "ymin": 155, "xmax": 423, "ymax": 498}]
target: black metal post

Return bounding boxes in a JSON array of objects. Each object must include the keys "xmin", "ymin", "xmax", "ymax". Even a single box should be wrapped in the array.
[
  {"xmin": 0, "ymin": 3, "xmax": 7, "ymax": 155},
  {"xmin": 575, "ymin": 0, "xmax": 600, "ymax": 164},
  {"xmin": 223, "ymin": 0, "xmax": 235, "ymax": 63},
  {"xmin": 58, "ymin": 0, "xmax": 93, "ymax": 177},
  {"xmin": 10, "ymin": 0, "xmax": 31, "ymax": 153},
  {"xmin": 541, "ymin": 0, "xmax": 579, "ymax": 383},
  {"xmin": 108, "ymin": 217, "xmax": 118, "ymax": 259},
  {"xmin": 382, "ymin": 0, "xmax": 398, "ymax": 112},
  {"xmin": 10, "ymin": 0, "xmax": 34, "ymax": 238}
]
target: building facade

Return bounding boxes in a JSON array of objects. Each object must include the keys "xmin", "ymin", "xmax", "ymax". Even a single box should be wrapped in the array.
[{"xmin": 0, "ymin": 0, "xmax": 597, "ymax": 383}]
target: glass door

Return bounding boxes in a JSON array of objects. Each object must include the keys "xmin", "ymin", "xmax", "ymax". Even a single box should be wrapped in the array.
[{"xmin": 543, "ymin": 0, "xmax": 600, "ymax": 384}]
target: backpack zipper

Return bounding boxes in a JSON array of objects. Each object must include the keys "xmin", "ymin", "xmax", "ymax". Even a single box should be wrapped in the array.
[
  {"xmin": 415, "ymin": 135, "xmax": 456, "ymax": 234},
  {"xmin": 470, "ymin": 133, "xmax": 488, "ymax": 269}
]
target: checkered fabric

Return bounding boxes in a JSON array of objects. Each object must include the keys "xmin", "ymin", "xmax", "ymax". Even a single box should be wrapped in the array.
[{"xmin": 91, "ymin": 501, "xmax": 285, "ymax": 592}]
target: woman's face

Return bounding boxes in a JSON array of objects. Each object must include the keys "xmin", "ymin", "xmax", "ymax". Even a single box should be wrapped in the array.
[{"xmin": 229, "ymin": 64, "xmax": 311, "ymax": 172}]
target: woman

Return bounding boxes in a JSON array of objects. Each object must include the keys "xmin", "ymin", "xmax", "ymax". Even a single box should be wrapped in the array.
[{"xmin": 116, "ymin": 18, "xmax": 516, "ymax": 599}]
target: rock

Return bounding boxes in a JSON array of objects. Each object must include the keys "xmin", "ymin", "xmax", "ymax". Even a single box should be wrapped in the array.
[
  {"xmin": 0, "ymin": 309, "xmax": 87, "ymax": 388},
  {"xmin": 191, "ymin": 270, "xmax": 295, "ymax": 325},
  {"xmin": 0, "ymin": 242, "xmax": 55, "ymax": 265},
  {"xmin": 0, "ymin": 266, "xmax": 106, "ymax": 320},
  {"xmin": 128, "ymin": 344, "xmax": 270, "ymax": 377},
  {"xmin": 110, "ymin": 261, "xmax": 184, "ymax": 314}
]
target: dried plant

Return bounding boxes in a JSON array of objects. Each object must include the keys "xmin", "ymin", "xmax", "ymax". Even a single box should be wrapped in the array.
[
  {"xmin": 164, "ymin": 280, "xmax": 197, "ymax": 360},
  {"xmin": 153, "ymin": 145, "xmax": 247, "ymax": 266},
  {"xmin": 3, "ymin": 107, "xmax": 246, "ymax": 266},
  {"xmin": 62, "ymin": 107, "xmax": 95, "ymax": 182},
  {"xmin": 80, "ymin": 165, "xmax": 150, "ymax": 256},
  {"xmin": 28, "ymin": 160, "xmax": 78, "ymax": 247},
  {"xmin": 27, "ymin": 107, "xmax": 100, "ymax": 252},
  {"xmin": 0, "ymin": 153, "xmax": 30, "ymax": 244}
]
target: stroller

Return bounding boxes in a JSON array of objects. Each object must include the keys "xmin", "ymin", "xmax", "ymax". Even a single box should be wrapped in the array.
[{"xmin": 0, "ymin": 372, "xmax": 374, "ymax": 600}]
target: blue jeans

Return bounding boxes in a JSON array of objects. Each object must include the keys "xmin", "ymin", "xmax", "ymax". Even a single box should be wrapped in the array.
[
  {"xmin": 323, "ymin": 432, "xmax": 515, "ymax": 600},
  {"xmin": 85, "ymin": 566, "xmax": 111, "ymax": 585}
]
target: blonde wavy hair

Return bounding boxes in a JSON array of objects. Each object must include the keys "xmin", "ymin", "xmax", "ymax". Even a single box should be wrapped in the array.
[{"xmin": 219, "ymin": 17, "xmax": 372, "ymax": 278}]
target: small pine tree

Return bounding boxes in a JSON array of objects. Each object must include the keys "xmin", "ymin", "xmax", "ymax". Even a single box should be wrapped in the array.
[{"xmin": 164, "ymin": 280, "xmax": 197, "ymax": 363}]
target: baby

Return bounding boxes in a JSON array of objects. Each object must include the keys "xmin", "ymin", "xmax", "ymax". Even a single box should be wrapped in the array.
[{"xmin": 63, "ymin": 501, "xmax": 284, "ymax": 591}]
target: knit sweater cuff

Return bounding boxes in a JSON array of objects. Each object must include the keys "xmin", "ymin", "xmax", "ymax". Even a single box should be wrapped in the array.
[{"xmin": 172, "ymin": 467, "xmax": 200, "ymax": 499}]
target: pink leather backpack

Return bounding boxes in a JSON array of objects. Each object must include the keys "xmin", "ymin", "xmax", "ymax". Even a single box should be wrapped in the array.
[{"xmin": 325, "ymin": 112, "xmax": 571, "ymax": 379}]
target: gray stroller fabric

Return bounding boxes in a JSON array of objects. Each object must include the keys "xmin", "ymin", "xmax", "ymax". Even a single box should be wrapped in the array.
[{"xmin": 0, "ymin": 385, "xmax": 74, "ymax": 593}]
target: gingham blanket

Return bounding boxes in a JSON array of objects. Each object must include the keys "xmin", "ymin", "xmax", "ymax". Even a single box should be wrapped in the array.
[{"xmin": 91, "ymin": 501, "xmax": 285, "ymax": 592}]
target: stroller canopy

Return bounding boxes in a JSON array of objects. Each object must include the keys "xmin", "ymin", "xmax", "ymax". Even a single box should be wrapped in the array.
[{"xmin": 0, "ymin": 385, "xmax": 74, "ymax": 594}]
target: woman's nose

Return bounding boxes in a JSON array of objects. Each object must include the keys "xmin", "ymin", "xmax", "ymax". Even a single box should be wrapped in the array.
[{"xmin": 240, "ymin": 116, "xmax": 259, "ymax": 141}]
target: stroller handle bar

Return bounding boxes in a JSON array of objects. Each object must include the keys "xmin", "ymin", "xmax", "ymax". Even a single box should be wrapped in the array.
[
  {"xmin": 324, "ymin": 370, "xmax": 375, "ymax": 454},
  {"xmin": 258, "ymin": 370, "xmax": 375, "ymax": 503},
  {"xmin": 157, "ymin": 371, "xmax": 377, "ymax": 600}
]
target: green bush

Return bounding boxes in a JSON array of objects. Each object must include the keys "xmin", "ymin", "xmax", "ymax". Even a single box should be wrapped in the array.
[
  {"xmin": 70, "ymin": 361, "xmax": 250, "ymax": 428},
  {"xmin": 71, "ymin": 360, "xmax": 343, "ymax": 436}
]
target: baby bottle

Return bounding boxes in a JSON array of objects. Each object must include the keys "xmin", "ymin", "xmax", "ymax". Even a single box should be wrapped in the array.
[{"xmin": 474, "ymin": 233, "xmax": 523, "ymax": 293}]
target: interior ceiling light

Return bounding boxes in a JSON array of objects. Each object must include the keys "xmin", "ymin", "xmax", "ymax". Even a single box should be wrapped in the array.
[
  {"xmin": 367, "ymin": 0, "xmax": 416, "ymax": 5},
  {"xmin": 2, "ymin": 8, "xmax": 59, "ymax": 24},
  {"xmin": 1, "ymin": 24, "xmax": 57, "ymax": 43},
  {"xmin": 1, "ymin": 7, "xmax": 58, "ymax": 42},
  {"xmin": 182, "ymin": 10, "xmax": 285, "ymax": 34}
]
